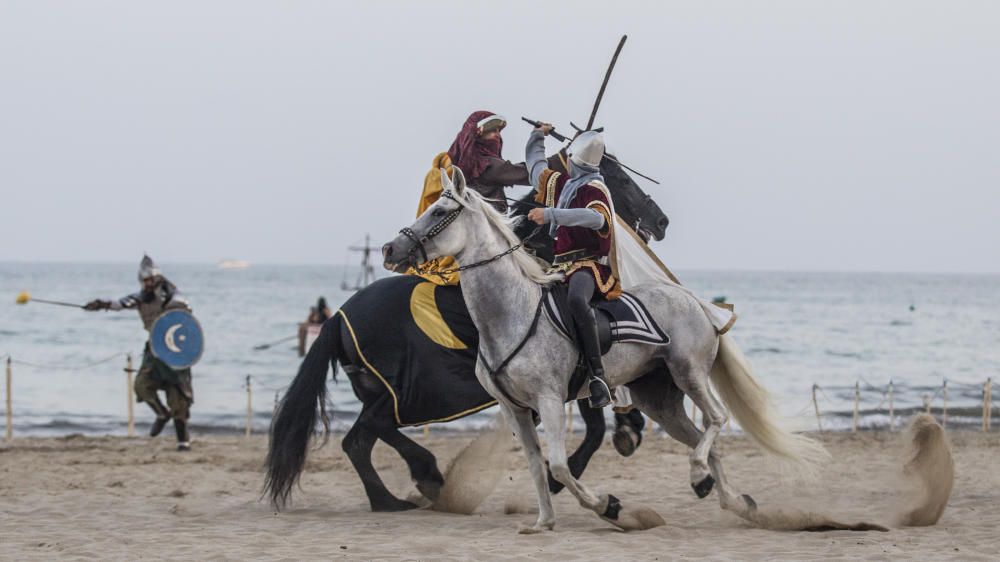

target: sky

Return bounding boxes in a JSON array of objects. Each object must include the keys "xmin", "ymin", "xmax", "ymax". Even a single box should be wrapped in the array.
[{"xmin": 1, "ymin": 1, "xmax": 997, "ymax": 273}]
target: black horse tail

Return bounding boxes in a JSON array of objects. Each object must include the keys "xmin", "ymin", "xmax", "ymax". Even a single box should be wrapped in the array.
[{"xmin": 264, "ymin": 315, "xmax": 340, "ymax": 509}]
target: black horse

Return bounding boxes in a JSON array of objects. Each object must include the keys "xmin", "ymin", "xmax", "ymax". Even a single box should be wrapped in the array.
[{"xmin": 265, "ymin": 157, "xmax": 668, "ymax": 512}]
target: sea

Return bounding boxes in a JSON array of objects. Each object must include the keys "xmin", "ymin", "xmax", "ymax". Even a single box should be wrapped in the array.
[{"xmin": 1, "ymin": 263, "xmax": 997, "ymax": 437}]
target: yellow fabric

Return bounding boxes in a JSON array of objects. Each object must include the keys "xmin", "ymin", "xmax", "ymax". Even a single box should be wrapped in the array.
[
  {"xmin": 409, "ymin": 282, "xmax": 468, "ymax": 349},
  {"xmin": 337, "ymin": 309, "xmax": 497, "ymax": 426},
  {"xmin": 416, "ymin": 152, "xmax": 452, "ymax": 216},
  {"xmin": 406, "ymin": 152, "xmax": 461, "ymax": 286}
]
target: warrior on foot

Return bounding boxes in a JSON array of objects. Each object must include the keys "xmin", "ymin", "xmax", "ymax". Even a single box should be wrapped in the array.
[{"xmin": 85, "ymin": 255, "xmax": 195, "ymax": 451}]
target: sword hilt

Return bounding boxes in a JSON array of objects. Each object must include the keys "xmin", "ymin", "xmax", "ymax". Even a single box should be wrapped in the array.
[{"xmin": 520, "ymin": 117, "xmax": 570, "ymax": 143}]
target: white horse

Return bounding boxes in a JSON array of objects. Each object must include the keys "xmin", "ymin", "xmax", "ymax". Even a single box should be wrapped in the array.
[{"xmin": 381, "ymin": 168, "xmax": 828, "ymax": 532}]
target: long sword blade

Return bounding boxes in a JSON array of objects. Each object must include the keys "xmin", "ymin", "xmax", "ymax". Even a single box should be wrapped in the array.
[{"xmin": 586, "ymin": 35, "xmax": 627, "ymax": 131}]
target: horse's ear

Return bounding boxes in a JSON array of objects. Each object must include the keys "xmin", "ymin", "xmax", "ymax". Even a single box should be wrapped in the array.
[
  {"xmin": 439, "ymin": 167, "xmax": 453, "ymax": 190},
  {"xmin": 451, "ymin": 166, "xmax": 467, "ymax": 195}
]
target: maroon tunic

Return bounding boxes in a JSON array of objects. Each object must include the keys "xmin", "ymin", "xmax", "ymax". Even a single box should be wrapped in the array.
[{"xmin": 535, "ymin": 169, "xmax": 621, "ymax": 299}]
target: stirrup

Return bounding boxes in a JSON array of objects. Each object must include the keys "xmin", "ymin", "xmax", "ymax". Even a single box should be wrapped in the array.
[{"xmin": 588, "ymin": 377, "xmax": 611, "ymax": 409}]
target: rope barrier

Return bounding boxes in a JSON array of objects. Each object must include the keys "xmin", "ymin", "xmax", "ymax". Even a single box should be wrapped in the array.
[
  {"xmin": 808, "ymin": 374, "xmax": 995, "ymax": 433},
  {"xmin": 3, "ymin": 348, "xmax": 996, "ymax": 439},
  {"xmin": 10, "ymin": 352, "xmax": 127, "ymax": 371}
]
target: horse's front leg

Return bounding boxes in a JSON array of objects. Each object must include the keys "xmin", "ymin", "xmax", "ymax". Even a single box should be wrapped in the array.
[
  {"xmin": 499, "ymin": 402, "xmax": 555, "ymax": 533},
  {"xmin": 537, "ymin": 397, "xmax": 606, "ymax": 509},
  {"xmin": 538, "ymin": 396, "xmax": 665, "ymax": 531}
]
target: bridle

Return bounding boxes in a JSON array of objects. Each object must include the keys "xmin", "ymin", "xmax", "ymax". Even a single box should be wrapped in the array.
[
  {"xmin": 399, "ymin": 190, "xmax": 540, "ymax": 280},
  {"xmin": 398, "ymin": 188, "xmax": 548, "ymax": 409},
  {"xmin": 398, "ymin": 190, "xmax": 465, "ymax": 265}
]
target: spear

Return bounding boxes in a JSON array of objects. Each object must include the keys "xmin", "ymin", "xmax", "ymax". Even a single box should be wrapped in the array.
[
  {"xmin": 15, "ymin": 291, "xmax": 84, "ymax": 308},
  {"xmin": 252, "ymin": 334, "xmax": 298, "ymax": 351}
]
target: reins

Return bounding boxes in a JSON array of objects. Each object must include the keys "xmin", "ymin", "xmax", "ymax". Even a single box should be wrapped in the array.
[
  {"xmin": 403, "ymin": 190, "xmax": 544, "ymax": 281},
  {"xmin": 476, "ymin": 288, "xmax": 548, "ymax": 410},
  {"xmin": 399, "ymin": 189, "xmax": 549, "ymax": 408}
]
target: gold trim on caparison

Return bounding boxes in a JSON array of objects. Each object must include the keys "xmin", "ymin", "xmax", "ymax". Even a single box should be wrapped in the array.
[{"xmin": 336, "ymin": 309, "xmax": 498, "ymax": 426}]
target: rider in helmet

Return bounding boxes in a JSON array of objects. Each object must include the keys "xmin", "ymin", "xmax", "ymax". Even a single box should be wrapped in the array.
[
  {"xmin": 525, "ymin": 124, "xmax": 618, "ymax": 408},
  {"xmin": 84, "ymin": 254, "xmax": 195, "ymax": 451}
]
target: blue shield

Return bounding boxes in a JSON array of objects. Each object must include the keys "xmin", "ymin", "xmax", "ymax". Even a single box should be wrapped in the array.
[{"xmin": 149, "ymin": 310, "xmax": 204, "ymax": 369}]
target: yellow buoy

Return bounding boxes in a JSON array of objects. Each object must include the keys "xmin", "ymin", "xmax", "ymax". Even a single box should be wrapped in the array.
[{"xmin": 15, "ymin": 291, "xmax": 31, "ymax": 305}]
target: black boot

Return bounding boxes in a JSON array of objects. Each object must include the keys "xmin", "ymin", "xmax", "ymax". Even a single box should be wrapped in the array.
[
  {"xmin": 174, "ymin": 419, "xmax": 191, "ymax": 451},
  {"xmin": 147, "ymin": 400, "xmax": 171, "ymax": 437},
  {"xmin": 587, "ymin": 366, "xmax": 612, "ymax": 409},
  {"xmin": 577, "ymin": 310, "xmax": 611, "ymax": 409}
]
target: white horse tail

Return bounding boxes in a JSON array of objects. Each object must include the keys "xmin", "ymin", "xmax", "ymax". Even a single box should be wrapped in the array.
[{"xmin": 710, "ymin": 333, "xmax": 830, "ymax": 473}]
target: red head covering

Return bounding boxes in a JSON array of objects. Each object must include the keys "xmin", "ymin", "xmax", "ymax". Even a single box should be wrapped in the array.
[{"xmin": 447, "ymin": 110, "xmax": 505, "ymax": 181}]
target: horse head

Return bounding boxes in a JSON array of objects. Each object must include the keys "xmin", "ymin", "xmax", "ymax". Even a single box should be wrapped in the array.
[
  {"xmin": 382, "ymin": 167, "xmax": 478, "ymax": 273},
  {"xmin": 599, "ymin": 155, "xmax": 668, "ymax": 243}
]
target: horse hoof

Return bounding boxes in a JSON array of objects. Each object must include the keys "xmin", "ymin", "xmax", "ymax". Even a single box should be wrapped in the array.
[
  {"xmin": 612, "ymin": 426, "xmax": 639, "ymax": 457},
  {"xmin": 417, "ymin": 479, "xmax": 442, "ymax": 502},
  {"xmin": 547, "ymin": 474, "xmax": 566, "ymax": 495},
  {"xmin": 372, "ymin": 499, "xmax": 419, "ymax": 512},
  {"xmin": 518, "ymin": 519, "xmax": 554, "ymax": 534},
  {"xmin": 691, "ymin": 475, "xmax": 715, "ymax": 499},
  {"xmin": 742, "ymin": 494, "xmax": 757, "ymax": 511}
]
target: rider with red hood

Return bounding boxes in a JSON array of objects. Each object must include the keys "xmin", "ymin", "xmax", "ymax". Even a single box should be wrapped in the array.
[
  {"xmin": 414, "ymin": 111, "xmax": 559, "ymax": 285},
  {"xmin": 419, "ymin": 111, "xmax": 549, "ymax": 216},
  {"xmin": 445, "ymin": 111, "xmax": 529, "ymax": 212}
]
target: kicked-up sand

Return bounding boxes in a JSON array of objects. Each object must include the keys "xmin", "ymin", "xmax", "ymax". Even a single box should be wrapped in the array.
[{"xmin": 1, "ymin": 426, "xmax": 997, "ymax": 560}]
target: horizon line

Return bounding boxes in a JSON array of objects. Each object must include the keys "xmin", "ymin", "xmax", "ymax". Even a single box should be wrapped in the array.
[{"xmin": 1, "ymin": 260, "xmax": 997, "ymax": 277}]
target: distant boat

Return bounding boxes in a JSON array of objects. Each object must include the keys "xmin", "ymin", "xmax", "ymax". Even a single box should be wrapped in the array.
[
  {"xmin": 217, "ymin": 259, "xmax": 251, "ymax": 270},
  {"xmin": 341, "ymin": 234, "xmax": 377, "ymax": 291},
  {"xmin": 298, "ymin": 323, "xmax": 323, "ymax": 357}
]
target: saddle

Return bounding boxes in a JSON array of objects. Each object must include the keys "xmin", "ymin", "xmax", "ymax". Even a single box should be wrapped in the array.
[{"xmin": 542, "ymin": 284, "xmax": 670, "ymax": 400}]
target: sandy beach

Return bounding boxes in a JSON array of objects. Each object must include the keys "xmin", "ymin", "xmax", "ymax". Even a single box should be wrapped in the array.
[{"xmin": 1, "ymin": 426, "xmax": 997, "ymax": 561}]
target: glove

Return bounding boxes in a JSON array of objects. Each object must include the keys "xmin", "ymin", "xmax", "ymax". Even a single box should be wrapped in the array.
[{"xmin": 84, "ymin": 299, "xmax": 110, "ymax": 311}]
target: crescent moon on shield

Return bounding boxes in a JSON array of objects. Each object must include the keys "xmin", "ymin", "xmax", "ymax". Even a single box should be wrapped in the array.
[{"xmin": 164, "ymin": 324, "xmax": 183, "ymax": 353}]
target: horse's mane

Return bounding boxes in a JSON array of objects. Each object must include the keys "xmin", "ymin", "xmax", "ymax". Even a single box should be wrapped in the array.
[{"xmin": 458, "ymin": 189, "xmax": 563, "ymax": 285}]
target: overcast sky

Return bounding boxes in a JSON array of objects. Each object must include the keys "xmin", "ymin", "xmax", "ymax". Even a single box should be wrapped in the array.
[{"xmin": 1, "ymin": 1, "xmax": 997, "ymax": 273}]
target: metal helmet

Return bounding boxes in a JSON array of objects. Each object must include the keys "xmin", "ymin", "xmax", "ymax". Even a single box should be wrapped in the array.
[
  {"xmin": 567, "ymin": 131, "xmax": 605, "ymax": 168},
  {"xmin": 138, "ymin": 254, "xmax": 162, "ymax": 282}
]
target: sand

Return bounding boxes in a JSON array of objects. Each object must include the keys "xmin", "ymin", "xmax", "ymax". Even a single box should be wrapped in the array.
[{"xmin": 1, "ymin": 428, "xmax": 997, "ymax": 561}]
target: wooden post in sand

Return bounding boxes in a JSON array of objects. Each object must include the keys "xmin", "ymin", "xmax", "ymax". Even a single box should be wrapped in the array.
[
  {"xmin": 423, "ymin": 424, "xmax": 430, "ymax": 438},
  {"xmin": 811, "ymin": 384, "xmax": 822, "ymax": 432},
  {"xmin": 984, "ymin": 378, "xmax": 993, "ymax": 432},
  {"xmin": 888, "ymin": 380, "xmax": 895, "ymax": 432},
  {"xmin": 852, "ymin": 381, "xmax": 860, "ymax": 433},
  {"xmin": 566, "ymin": 402, "xmax": 574, "ymax": 434},
  {"xmin": 124, "ymin": 354, "xmax": 135, "ymax": 437},
  {"xmin": 942, "ymin": 379, "xmax": 948, "ymax": 429},
  {"xmin": 5, "ymin": 357, "xmax": 12, "ymax": 441},
  {"xmin": 245, "ymin": 375, "xmax": 253, "ymax": 438},
  {"xmin": 923, "ymin": 393, "xmax": 931, "ymax": 414},
  {"xmin": 989, "ymin": 378, "xmax": 994, "ymax": 431}
]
